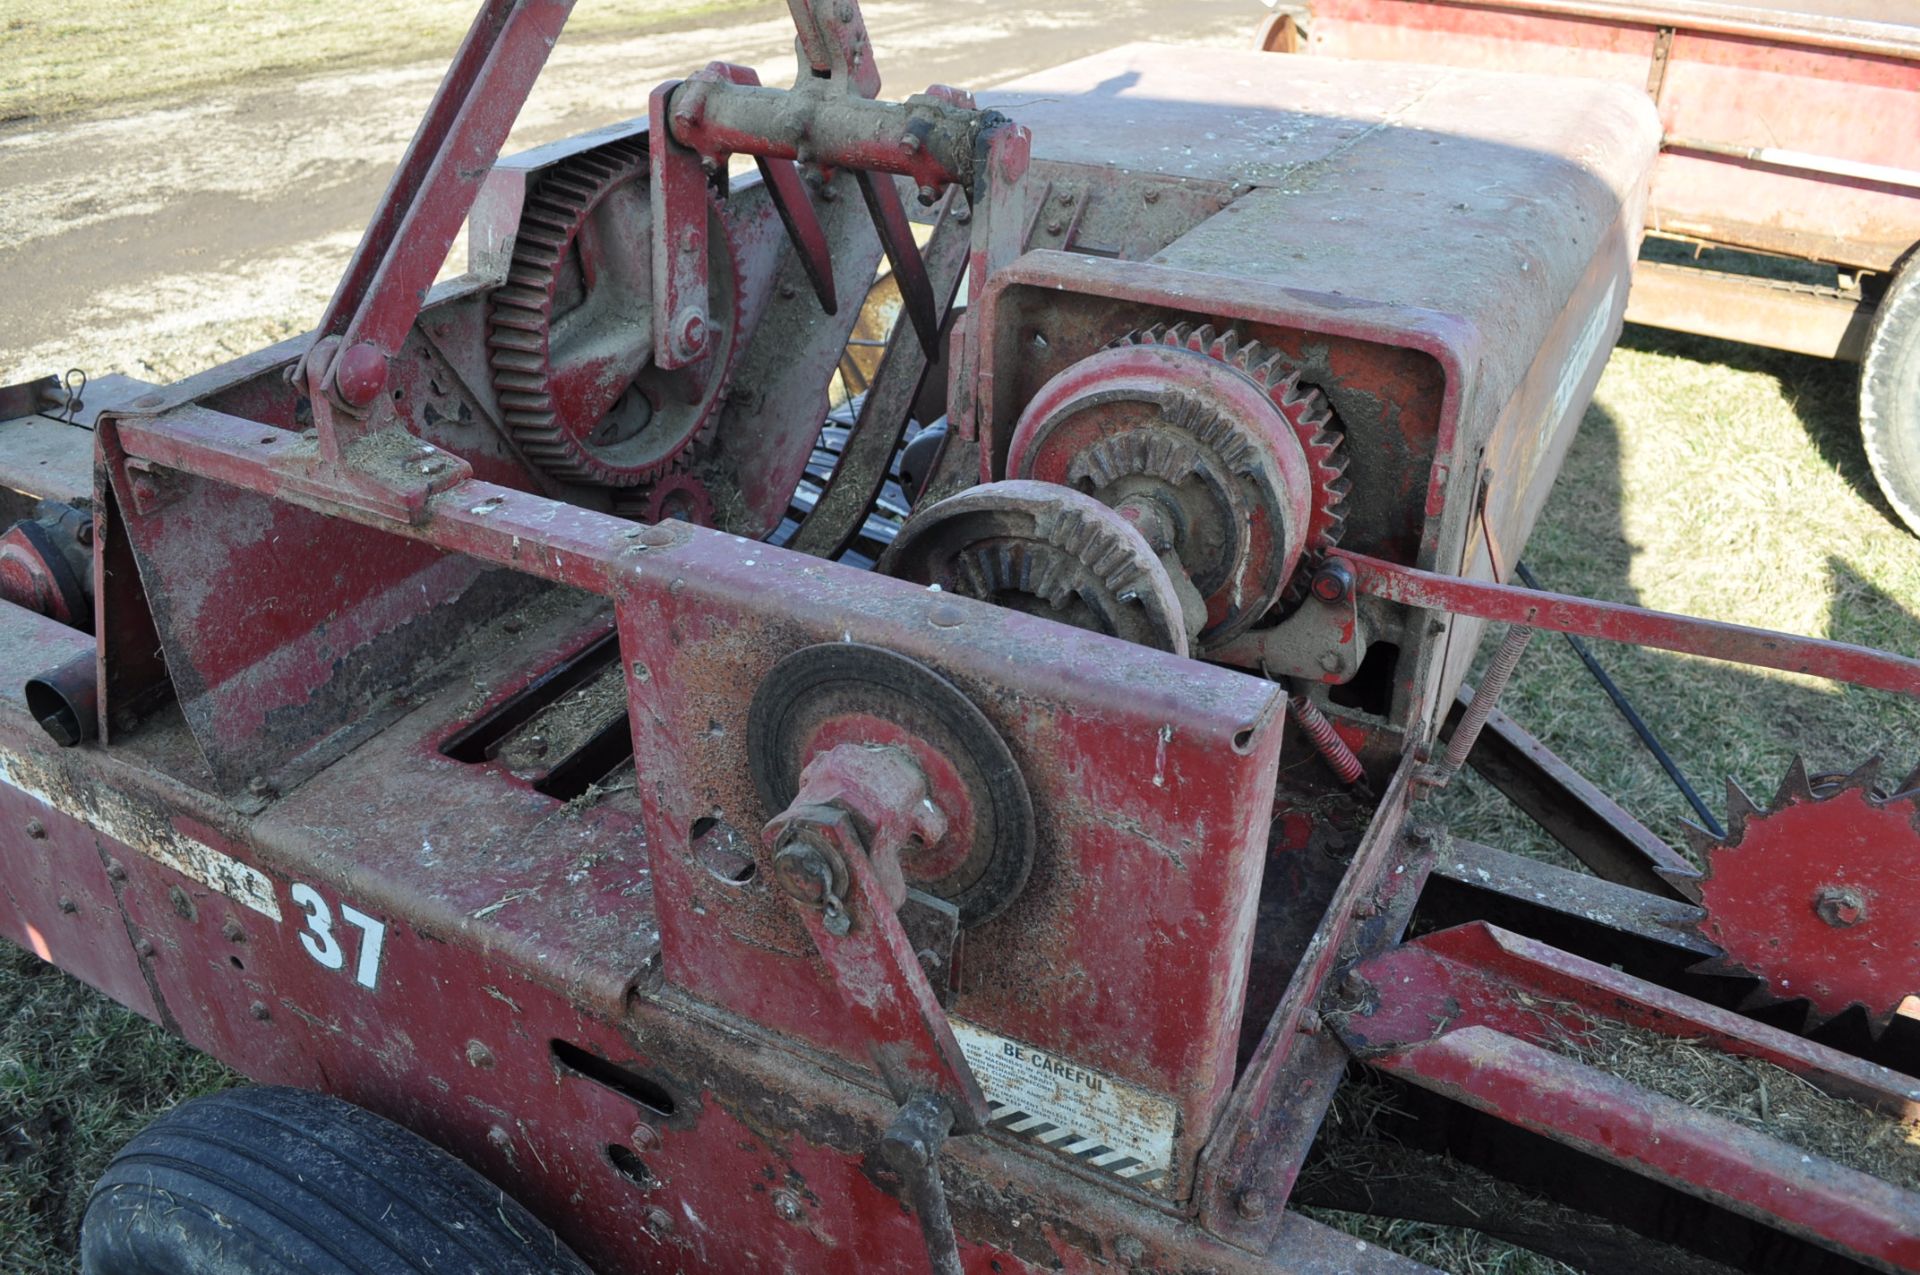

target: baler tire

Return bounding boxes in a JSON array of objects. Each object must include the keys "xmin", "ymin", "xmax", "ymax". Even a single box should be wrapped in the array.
[
  {"xmin": 1861, "ymin": 252, "xmax": 1920, "ymax": 537},
  {"xmin": 78, "ymin": 1085, "xmax": 592, "ymax": 1275}
]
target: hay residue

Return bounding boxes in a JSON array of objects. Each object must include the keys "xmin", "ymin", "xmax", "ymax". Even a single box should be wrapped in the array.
[
  {"xmin": 495, "ymin": 663, "xmax": 627, "ymax": 772},
  {"xmin": 1549, "ymin": 1016, "xmax": 1920, "ymax": 1193}
]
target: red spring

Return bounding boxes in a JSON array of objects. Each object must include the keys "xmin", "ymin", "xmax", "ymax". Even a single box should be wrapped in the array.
[{"xmin": 1288, "ymin": 694, "xmax": 1365, "ymax": 786}]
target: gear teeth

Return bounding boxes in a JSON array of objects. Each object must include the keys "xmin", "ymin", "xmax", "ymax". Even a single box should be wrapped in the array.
[
  {"xmin": 1833, "ymin": 754, "xmax": 1885, "ymax": 795},
  {"xmin": 1679, "ymin": 819, "xmax": 1722, "ymax": 861},
  {"xmin": 1897, "ymin": 760, "xmax": 1920, "ymax": 799},
  {"xmin": 1723, "ymin": 777, "xmax": 1762, "ymax": 839},
  {"xmin": 488, "ymin": 139, "xmax": 733, "ymax": 487},
  {"xmin": 1772, "ymin": 755, "xmax": 1816, "ymax": 809},
  {"xmin": 1735, "ymin": 982, "xmax": 1805, "ymax": 1026}
]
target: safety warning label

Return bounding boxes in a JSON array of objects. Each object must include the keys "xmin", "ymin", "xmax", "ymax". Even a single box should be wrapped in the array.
[{"xmin": 950, "ymin": 1019, "xmax": 1177, "ymax": 1187}]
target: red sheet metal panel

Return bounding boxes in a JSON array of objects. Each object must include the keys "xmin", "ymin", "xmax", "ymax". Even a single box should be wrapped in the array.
[{"xmin": 1300, "ymin": 0, "xmax": 1920, "ymax": 269}]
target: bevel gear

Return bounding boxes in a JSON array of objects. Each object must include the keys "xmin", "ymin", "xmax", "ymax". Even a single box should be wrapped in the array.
[
  {"xmin": 879, "ymin": 480, "xmax": 1191, "ymax": 654},
  {"xmin": 487, "ymin": 139, "xmax": 740, "ymax": 487},
  {"xmin": 1690, "ymin": 756, "xmax": 1920, "ymax": 1032},
  {"xmin": 1121, "ymin": 322, "xmax": 1350, "ymax": 601}
]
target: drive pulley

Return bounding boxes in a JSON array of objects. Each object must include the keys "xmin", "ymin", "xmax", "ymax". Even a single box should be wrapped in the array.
[{"xmin": 748, "ymin": 643, "xmax": 1037, "ymax": 927}]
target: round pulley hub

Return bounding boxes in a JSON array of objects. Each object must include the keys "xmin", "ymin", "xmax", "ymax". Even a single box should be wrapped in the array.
[
  {"xmin": 880, "ymin": 480, "xmax": 1191, "ymax": 655},
  {"xmin": 488, "ymin": 139, "xmax": 740, "ymax": 487},
  {"xmin": 748, "ymin": 643, "xmax": 1037, "ymax": 927},
  {"xmin": 1693, "ymin": 757, "xmax": 1920, "ymax": 1032},
  {"xmin": 1006, "ymin": 324, "xmax": 1346, "ymax": 644}
]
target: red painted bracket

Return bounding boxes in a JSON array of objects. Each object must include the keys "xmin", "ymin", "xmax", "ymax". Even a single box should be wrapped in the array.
[{"xmin": 1338, "ymin": 923, "xmax": 1920, "ymax": 1271}]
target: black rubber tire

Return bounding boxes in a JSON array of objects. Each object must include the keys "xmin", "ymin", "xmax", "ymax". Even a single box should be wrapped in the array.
[
  {"xmin": 1862, "ymin": 252, "xmax": 1920, "ymax": 536},
  {"xmin": 79, "ymin": 1086, "xmax": 594, "ymax": 1275}
]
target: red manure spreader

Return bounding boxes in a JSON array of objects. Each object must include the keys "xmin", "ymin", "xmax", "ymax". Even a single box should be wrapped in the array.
[{"xmin": 0, "ymin": 1, "xmax": 1915, "ymax": 1271}]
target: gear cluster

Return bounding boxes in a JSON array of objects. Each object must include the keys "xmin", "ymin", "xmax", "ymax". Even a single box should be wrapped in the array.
[{"xmin": 883, "ymin": 319, "xmax": 1351, "ymax": 656}]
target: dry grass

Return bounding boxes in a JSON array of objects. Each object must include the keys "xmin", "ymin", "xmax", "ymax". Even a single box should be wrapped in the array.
[
  {"xmin": 0, "ymin": 0, "xmax": 775, "ymax": 124},
  {"xmin": 1550, "ymin": 1015, "xmax": 1920, "ymax": 1192}
]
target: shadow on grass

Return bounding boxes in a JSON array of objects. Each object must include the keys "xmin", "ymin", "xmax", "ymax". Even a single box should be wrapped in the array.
[
  {"xmin": 1450, "ymin": 393, "xmax": 1919, "ymax": 874},
  {"xmin": 1617, "ymin": 323, "xmax": 1907, "ymax": 535}
]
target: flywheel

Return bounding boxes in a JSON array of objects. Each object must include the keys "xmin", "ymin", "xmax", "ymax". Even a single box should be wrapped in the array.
[
  {"xmin": 487, "ymin": 139, "xmax": 740, "ymax": 488},
  {"xmin": 1692, "ymin": 756, "xmax": 1920, "ymax": 1032},
  {"xmin": 748, "ymin": 643, "xmax": 1038, "ymax": 927}
]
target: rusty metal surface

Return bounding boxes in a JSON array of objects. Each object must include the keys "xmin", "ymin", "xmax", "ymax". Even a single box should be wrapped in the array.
[
  {"xmin": 0, "ymin": 583, "xmax": 1432, "ymax": 1274},
  {"xmin": 1340, "ymin": 923, "xmax": 1920, "ymax": 1270},
  {"xmin": 1625, "ymin": 257, "xmax": 1876, "ymax": 360},
  {"xmin": 1347, "ymin": 549, "xmax": 1920, "ymax": 698}
]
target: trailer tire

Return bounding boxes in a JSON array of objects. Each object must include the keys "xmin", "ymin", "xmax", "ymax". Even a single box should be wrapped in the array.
[
  {"xmin": 1862, "ymin": 255, "xmax": 1920, "ymax": 536},
  {"xmin": 79, "ymin": 1085, "xmax": 593, "ymax": 1275}
]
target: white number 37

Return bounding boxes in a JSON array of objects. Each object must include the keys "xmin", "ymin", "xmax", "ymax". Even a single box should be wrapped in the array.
[{"xmin": 289, "ymin": 883, "xmax": 386, "ymax": 990}]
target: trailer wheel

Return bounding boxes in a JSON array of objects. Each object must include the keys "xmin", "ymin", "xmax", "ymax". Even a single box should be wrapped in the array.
[
  {"xmin": 79, "ymin": 1085, "xmax": 592, "ymax": 1275},
  {"xmin": 1862, "ymin": 255, "xmax": 1920, "ymax": 536}
]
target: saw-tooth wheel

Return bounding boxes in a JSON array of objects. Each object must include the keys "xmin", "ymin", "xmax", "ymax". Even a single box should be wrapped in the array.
[
  {"xmin": 487, "ymin": 139, "xmax": 739, "ymax": 487},
  {"xmin": 748, "ymin": 643, "xmax": 1037, "ymax": 927},
  {"xmin": 1692, "ymin": 756, "xmax": 1920, "ymax": 1032},
  {"xmin": 879, "ymin": 481, "xmax": 1191, "ymax": 655},
  {"xmin": 1006, "ymin": 322, "xmax": 1348, "ymax": 644}
]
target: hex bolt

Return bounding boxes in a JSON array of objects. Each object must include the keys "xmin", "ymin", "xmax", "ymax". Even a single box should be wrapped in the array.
[
  {"xmin": 57, "ymin": 897, "xmax": 77, "ymax": 914},
  {"xmin": 1297, "ymin": 1009, "xmax": 1323, "ymax": 1036},
  {"xmin": 773, "ymin": 1189, "xmax": 803, "ymax": 1222},
  {"xmin": 222, "ymin": 917, "xmax": 246, "ymax": 943},
  {"xmin": 24, "ymin": 818, "xmax": 46, "ymax": 839},
  {"xmin": 1813, "ymin": 886, "xmax": 1866, "ymax": 928},
  {"xmin": 105, "ymin": 858, "xmax": 127, "ymax": 882},
  {"xmin": 1142, "ymin": 188, "xmax": 1160, "ymax": 204},
  {"xmin": 466, "ymin": 1040, "xmax": 497, "ymax": 1069},
  {"xmin": 630, "ymin": 1123, "xmax": 661, "ymax": 1152},
  {"xmin": 645, "ymin": 1207, "xmax": 675, "ymax": 1236},
  {"xmin": 916, "ymin": 184, "xmax": 939, "ymax": 206},
  {"xmin": 134, "ymin": 938, "xmax": 155, "ymax": 958},
  {"xmin": 249, "ymin": 1000, "xmax": 271, "ymax": 1021},
  {"xmin": 1045, "ymin": 219, "xmax": 1065, "ymax": 235},
  {"xmin": 1310, "ymin": 560, "xmax": 1355, "ymax": 604},
  {"xmin": 1235, "ymin": 1190, "xmax": 1268, "ymax": 1220},
  {"xmin": 246, "ymin": 775, "xmax": 274, "ymax": 797}
]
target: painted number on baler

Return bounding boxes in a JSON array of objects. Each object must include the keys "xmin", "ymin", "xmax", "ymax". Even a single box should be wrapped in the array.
[{"xmin": 289, "ymin": 884, "xmax": 386, "ymax": 990}]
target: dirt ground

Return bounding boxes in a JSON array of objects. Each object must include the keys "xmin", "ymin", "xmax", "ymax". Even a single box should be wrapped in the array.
[
  {"xmin": 0, "ymin": 0, "xmax": 1251, "ymax": 389},
  {"xmin": 2, "ymin": 2, "xmax": 1918, "ymax": 1273}
]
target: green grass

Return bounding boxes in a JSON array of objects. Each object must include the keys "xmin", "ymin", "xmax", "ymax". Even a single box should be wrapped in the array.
[
  {"xmin": 0, "ymin": 0, "xmax": 777, "ymax": 123},
  {"xmin": 0, "ymin": 946, "xmax": 235, "ymax": 1272}
]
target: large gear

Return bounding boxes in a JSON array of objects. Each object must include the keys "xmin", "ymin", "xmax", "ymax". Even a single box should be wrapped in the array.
[
  {"xmin": 1005, "ymin": 321, "xmax": 1347, "ymax": 647},
  {"xmin": 487, "ymin": 140, "xmax": 739, "ymax": 487},
  {"xmin": 1691, "ymin": 756, "xmax": 1920, "ymax": 1032},
  {"xmin": 1122, "ymin": 323, "xmax": 1350, "ymax": 604}
]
